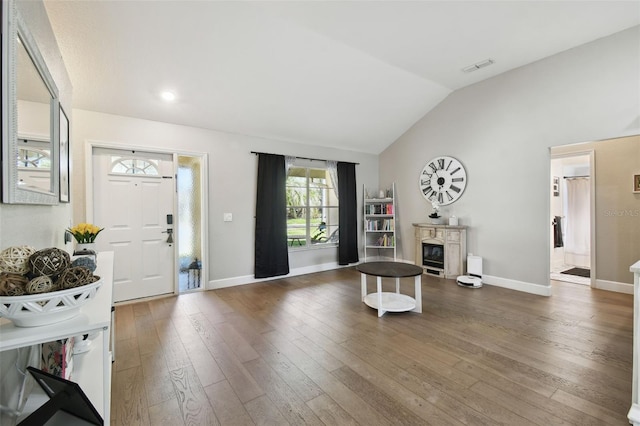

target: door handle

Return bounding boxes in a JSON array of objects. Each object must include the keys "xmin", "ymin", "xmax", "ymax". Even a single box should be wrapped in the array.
[{"xmin": 162, "ymin": 228, "xmax": 174, "ymax": 244}]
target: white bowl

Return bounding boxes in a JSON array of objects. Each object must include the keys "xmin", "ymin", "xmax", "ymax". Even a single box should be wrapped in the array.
[{"xmin": 0, "ymin": 277, "xmax": 102, "ymax": 327}]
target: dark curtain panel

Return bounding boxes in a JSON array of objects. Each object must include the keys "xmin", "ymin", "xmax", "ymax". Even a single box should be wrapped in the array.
[
  {"xmin": 337, "ymin": 162, "xmax": 359, "ymax": 265},
  {"xmin": 255, "ymin": 154, "xmax": 290, "ymax": 278}
]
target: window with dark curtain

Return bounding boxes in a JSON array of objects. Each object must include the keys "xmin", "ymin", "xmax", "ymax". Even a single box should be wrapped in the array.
[
  {"xmin": 337, "ymin": 162, "xmax": 359, "ymax": 265},
  {"xmin": 255, "ymin": 153, "xmax": 290, "ymax": 278}
]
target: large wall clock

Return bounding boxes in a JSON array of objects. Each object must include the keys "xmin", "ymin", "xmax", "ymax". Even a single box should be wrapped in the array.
[{"xmin": 419, "ymin": 156, "xmax": 467, "ymax": 205}]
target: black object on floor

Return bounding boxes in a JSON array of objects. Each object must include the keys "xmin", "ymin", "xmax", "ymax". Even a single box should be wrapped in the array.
[{"xmin": 560, "ymin": 267, "xmax": 590, "ymax": 278}]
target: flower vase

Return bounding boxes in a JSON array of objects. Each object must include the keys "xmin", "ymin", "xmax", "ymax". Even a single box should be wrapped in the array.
[{"xmin": 75, "ymin": 243, "xmax": 96, "ymax": 254}]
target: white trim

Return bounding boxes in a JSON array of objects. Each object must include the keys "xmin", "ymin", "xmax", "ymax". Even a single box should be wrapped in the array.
[
  {"xmin": 628, "ymin": 403, "xmax": 640, "ymax": 426},
  {"xmin": 483, "ymin": 274, "xmax": 552, "ymax": 296},
  {"xmin": 208, "ymin": 260, "xmax": 552, "ymax": 297},
  {"xmin": 207, "ymin": 262, "xmax": 352, "ymax": 290},
  {"xmin": 594, "ymin": 278, "xmax": 633, "ymax": 294}
]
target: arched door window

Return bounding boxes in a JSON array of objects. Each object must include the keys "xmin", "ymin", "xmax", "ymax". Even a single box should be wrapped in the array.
[{"xmin": 109, "ymin": 156, "xmax": 159, "ymax": 175}]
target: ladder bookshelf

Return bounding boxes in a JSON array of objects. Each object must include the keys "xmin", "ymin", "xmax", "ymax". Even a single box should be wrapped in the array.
[{"xmin": 363, "ymin": 183, "xmax": 397, "ymax": 261}]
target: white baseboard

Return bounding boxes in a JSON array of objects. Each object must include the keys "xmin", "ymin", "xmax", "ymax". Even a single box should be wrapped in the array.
[
  {"xmin": 628, "ymin": 404, "xmax": 640, "ymax": 426},
  {"xmin": 207, "ymin": 260, "xmax": 554, "ymax": 297},
  {"xmin": 482, "ymin": 274, "xmax": 552, "ymax": 296},
  {"xmin": 207, "ymin": 261, "xmax": 352, "ymax": 290},
  {"xmin": 594, "ymin": 278, "xmax": 633, "ymax": 294}
]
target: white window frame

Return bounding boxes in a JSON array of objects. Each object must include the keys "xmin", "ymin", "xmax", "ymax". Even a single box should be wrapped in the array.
[{"xmin": 286, "ymin": 162, "xmax": 338, "ymax": 250}]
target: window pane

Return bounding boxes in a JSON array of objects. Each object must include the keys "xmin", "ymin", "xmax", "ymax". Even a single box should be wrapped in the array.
[
  {"xmin": 177, "ymin": 156, "xmax": 203, "ymax": 291},
  {"xmin": 110, "ymin": 156, "xmax": 159, "ymax": 175},
  {"xmin": 286, "ymin": 186, "xmax": 307, "ymax": 207},
  {"xmin": 18, "ymin": 148, "xmax": 50, "ymax": 169},
  {"xmin": 287, "ymin": 165, "xmax": 338, "ymax": 248},
  {"xmin": 309, "ymin": 187, "xmax": 324, "ymax": 207}
]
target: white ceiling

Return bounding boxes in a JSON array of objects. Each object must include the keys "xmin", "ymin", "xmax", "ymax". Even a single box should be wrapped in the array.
[{"xmin": 43, "ymin": 1, "xmax": 640, "ymax": 154}]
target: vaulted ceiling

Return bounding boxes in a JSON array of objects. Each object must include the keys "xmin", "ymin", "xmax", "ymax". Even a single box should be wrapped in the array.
[{"xmin": 44, "ymin": 1, "xmax": 640, "ymax": 154}]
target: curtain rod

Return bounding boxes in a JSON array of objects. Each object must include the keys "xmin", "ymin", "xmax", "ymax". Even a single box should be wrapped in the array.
[
  {"xmin": 563, "ymin": 175, "xmax": 590, "ymax": 179},
  {"xmin": 250, "ymin": 151, "xmax": 359, "ymax": 165}
]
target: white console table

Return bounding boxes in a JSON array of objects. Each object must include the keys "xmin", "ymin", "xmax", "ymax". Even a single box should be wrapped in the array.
[{"xmin": 0, "ymin": 251, "xmax": 114, "ymax": 425}]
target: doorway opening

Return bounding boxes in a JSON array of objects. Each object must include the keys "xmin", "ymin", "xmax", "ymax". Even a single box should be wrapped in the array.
[
  {"xmin": 550, "ymin": 151, "xmax": 594, "ymax": 286},
  {"xmin": 177, "ymin": 155, "xmax": 205, "ymax": 293}
]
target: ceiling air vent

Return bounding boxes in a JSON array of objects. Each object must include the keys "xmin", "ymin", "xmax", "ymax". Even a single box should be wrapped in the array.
[{"xmin": 462, "ymin": 59, "xmax": 495, "ymax": 73}]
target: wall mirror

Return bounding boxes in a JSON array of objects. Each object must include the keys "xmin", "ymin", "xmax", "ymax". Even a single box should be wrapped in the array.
[{"xmin": 2, "ymin": 0, "xmax": 60, "ymax": 204}]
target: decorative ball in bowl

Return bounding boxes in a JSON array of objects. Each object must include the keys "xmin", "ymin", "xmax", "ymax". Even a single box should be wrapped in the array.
[
  {"xmin": 0, "ymin": 246, "xmax": 102, "ymax": 327},
  {"xmin": 0, "ymin": 276, "xmax": 102, "ymax": 327}
]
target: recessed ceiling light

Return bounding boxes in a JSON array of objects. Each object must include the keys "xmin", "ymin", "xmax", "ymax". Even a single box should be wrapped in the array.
[{"xmin": 160, "ymin": 91, "xmax": 176, "ymax": 102}]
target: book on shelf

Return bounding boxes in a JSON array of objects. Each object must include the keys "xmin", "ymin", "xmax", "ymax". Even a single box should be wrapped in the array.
[
  {"xmin": 41, "ymin": 337, "xmax": 75, "ymax": 380},
  {"xmin": 376, "ymin": 234, "xmax": 394, "ymax": 247}
]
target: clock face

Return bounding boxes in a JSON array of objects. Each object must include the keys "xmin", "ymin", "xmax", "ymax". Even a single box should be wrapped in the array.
[{"xmin": 419, "ymin": 156, "xmax": 467, "ymax": 205}]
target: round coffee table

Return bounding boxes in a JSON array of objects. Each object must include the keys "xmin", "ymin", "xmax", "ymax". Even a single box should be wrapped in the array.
[{"xmin": 356, "ymin": 261, "xmax": 423, "ymax": 317}]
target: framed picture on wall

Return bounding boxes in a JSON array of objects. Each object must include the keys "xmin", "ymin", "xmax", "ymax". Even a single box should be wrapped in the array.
[
  {"xmin": 59, "ymin": 106, "xmax": 70, "ymax": 203},
  {"xmin": 634, "ymin": 174, "xmax": 640, "ymax": 193}
]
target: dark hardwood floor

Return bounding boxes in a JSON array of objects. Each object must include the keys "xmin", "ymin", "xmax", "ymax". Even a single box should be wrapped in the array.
[{"xmin": 111, "ymin": 267, "xmax": 633, "ymax": 425}]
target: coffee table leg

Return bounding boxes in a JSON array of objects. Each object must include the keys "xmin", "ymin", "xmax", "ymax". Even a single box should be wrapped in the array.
[
  {"xmin": 360, "ymin": 273, "xmax": 367, "ymax": 301},
  {"xmin": 377, "ymin": 276, "xmax": 384, "ymax": 317},
  {"xmin": 413, "ymin": 275, "xmax": 422, "ymax": 313},
  {"xmin": 395, "ymin": 277, "xmax": 400, "ymax": 293}
]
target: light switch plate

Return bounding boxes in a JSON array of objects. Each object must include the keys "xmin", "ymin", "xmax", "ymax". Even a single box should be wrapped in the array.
[{"xmin": 223, "ymin": 213, "xmax": 233, "ymax": 222}]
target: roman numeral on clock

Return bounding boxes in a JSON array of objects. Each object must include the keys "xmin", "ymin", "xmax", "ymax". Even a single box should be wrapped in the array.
[
  {"xmin": 437, "ymin": 158, "xmax": 444, "ymax": 169},
  {"xmin": 445, "ymin": 191, "xmax": 454, "ymax": 201},
  {"xmin": 452, "ymin": 177, "xmax": 464, "ymax": 182},
  {"xmin": 451, "ymin": 185, "xmax": 461, "ymax": 193},
  {"xmin": 429, "ymin": 163, "xmax": 438, "ymax": 172}
]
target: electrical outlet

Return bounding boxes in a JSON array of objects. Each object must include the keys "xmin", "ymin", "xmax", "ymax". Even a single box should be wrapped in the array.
[{"xmin": 223, "ymin": 213, "xmax": 233, "ymax": 222}]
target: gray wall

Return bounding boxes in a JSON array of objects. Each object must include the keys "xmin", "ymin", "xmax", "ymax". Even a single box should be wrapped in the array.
[
  {"xmin": 71, "ymin": 109, "xmax": 379, "ymax": 287},
  {"xmin": 379, "ymin": 26, "xmax": 640, "ymax": 293}
]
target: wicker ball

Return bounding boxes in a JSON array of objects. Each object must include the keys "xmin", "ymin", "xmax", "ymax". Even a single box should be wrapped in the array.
[
  {"xmin": 29, "ymin": 248, "xmax": 70, "ymax": 277},
  {"xmin": 0, "ymin": 272, "xmax": 28, "ymax": 296},
  {"xmin": 26, "ymin": 275, "xmax": 56, "ymax": 294},
  {"xmin": 0, "ymin": 245, "xmax": 36, "ymax": 274},
  {"xmin": 71, "ymin": 257, "xmax": 97, "ymax": 273},
  {"xmin": 57, "ymin": 266, "xmax": 94, "ymax": 289}
]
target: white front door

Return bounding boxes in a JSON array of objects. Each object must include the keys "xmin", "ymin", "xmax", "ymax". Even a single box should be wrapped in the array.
[{"xmin": 93, "ymin": 148, "xmax": 175, "ymax": 302}]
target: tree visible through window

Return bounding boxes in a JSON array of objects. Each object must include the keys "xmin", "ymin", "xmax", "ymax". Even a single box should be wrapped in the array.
[{"xmin": 286, "ymin": 166, "xmax": 338, "ymax": 248}]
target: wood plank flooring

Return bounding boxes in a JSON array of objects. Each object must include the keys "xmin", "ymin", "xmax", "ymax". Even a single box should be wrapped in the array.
[{"xmin": 111, "ymin": 268, "xmax": 633, "ymax": 425}]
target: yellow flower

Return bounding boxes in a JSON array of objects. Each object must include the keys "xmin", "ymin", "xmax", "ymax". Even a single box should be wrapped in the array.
[{"xmin": 67, "ymin": 223, "xmax": 104, "ymax": 244}]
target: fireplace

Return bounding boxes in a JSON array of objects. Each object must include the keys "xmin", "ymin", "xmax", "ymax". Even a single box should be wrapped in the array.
[
  {"xmin": 414, "ymin": 224, "xmax": 466, "ymax": 279},
  {"xmin": 422, "ymin": 242, "xmax": 444, "ymax": 269}
]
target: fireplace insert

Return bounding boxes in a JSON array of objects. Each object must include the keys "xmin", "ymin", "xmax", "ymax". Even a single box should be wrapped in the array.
[{"xmin": 422, "ymin": 242, "xmax": 444, "ymax": 269}]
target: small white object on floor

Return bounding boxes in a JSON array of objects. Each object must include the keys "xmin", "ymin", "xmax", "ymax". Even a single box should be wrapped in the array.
[{"xmin": 457, "ymin": 254, "xmax": 483, "ymax": 289}]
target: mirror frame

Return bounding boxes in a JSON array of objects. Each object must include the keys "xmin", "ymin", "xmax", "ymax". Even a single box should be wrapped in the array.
[{"xmin": 1, "ymin": 0, "xmax": 60, "ymax": 204}]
